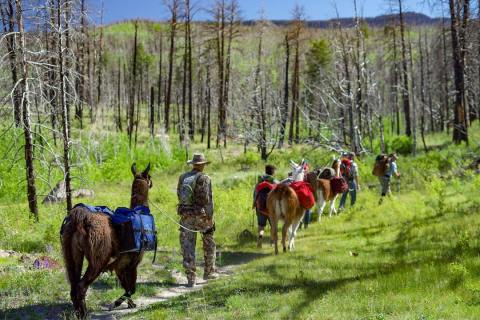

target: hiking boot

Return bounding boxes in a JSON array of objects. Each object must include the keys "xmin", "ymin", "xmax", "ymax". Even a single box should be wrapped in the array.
[
  {"xmin": 203, "ymin": 272, "xmax": 220, "ymax": 281},
  {"xmin": 186, "ymin": 279, "xmax": 196, "ymax": 288},
  {"xmin": 257, "ymin": 236, "xmax": 263, "ymax": 248}
]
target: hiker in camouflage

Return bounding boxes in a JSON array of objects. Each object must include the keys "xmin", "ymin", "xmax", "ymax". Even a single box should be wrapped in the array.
[{"xmin": 177, "ymin": 153, "xmax": 218, "ymax": 287}]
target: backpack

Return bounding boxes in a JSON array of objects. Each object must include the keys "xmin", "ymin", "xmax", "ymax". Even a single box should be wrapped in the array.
[
  {"xmin": 179, "ymin": 172, "xmax": 202, "ymax": 206},
  {"xmin": 255, "ymin": 181, "xmax": 275, "ymax": 215},
  {"xmin": 290, "ymin": 181, "xmax": 315, "ymax": 210},
  {"xmin": 372, "ymin": 154, "xmax": 389, "ymax": 177},
  {"xmin": 111, "ymin": 206, "xmax": 157, "ymax": 254},
  {"xmin": 340, "ymin": 159, "xmax": 354, "ymax": 181},
  {"xmin": 331, "ymin": 177, "xmax": 349, "ymax": 194}
]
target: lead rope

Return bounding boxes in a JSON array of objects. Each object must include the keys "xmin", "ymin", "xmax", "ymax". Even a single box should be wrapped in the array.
[{"xmin": 150, "ymin": 201, "xmax": 209, "ymax": 234}]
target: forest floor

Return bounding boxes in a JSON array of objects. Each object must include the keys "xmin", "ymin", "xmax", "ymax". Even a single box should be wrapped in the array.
[{"xmin": 1, "ymin": 125, "xmax": 480, "ymax": 319}]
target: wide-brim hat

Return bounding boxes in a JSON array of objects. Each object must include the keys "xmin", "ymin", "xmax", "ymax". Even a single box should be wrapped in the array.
[{"xmin": 187, "ymin": 153, "xmax": 211, "ymax": 165}]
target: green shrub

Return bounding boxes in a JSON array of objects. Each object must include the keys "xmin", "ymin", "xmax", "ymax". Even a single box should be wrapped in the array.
[{"xmin": 385, "ymin": 136, "xmax": 413, "ymax": 155}]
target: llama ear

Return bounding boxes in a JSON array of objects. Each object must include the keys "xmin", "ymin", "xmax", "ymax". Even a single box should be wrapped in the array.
[
  {"xmin": 290, "ymin": 160, "xmax": 298, "ymax": 168},
  {"xmin": 143, "ymin": 162, "xmax": 151, "ymax": 176},
  {"xmin": 131, "ymin": 163, "xmax": 137, "ymax": 176}
]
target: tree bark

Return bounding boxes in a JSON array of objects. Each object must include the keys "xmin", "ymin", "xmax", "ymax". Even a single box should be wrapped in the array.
[
  {"xmin": 449, "ymin": 0, "xmax": 469, "ymax": 144},
  {"xmin": 128, "ymin": 21, "xmax": 138, "ymax": 147},
  {"xmin": 165, "ymin": 1, "xmax": 178, "ymax": 133},
  {"xmin": 0, "ymin": 0, "xmax": 21, "ymax": 127},
  {"xmin": 150, "ymin": 86, "xmax": 155, "ymax": 137},
  {"xmin": 117, "ymin": 59, "xmax": 122, "ymax": 131},
  {"xmin": 15, "ymin": 0, "xmax": 39, "ymax": 220},
  {"xmin": 398, "ymin": 0, "xmax": 412, "ymax": 137},
  {"xmin": 278, "ymin": 33, "xmax": 290, "ymax": 149},
  {"xmin": 56, "ymin": 0, "xmax": 72, "ymax": 212}
]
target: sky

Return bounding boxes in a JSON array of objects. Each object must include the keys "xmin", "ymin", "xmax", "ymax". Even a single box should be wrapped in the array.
[{"xmin": 98, "ymin": 0, "xmax": 437, "ymax": 24}]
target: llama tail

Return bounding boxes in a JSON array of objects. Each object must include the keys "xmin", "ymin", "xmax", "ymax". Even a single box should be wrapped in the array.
[
  {"xmin": 267, "ymin": 184, "xmax": 295, "ymax": 220},
  {"xmin": 61, "ymin": 208, "xmax": 86, "ymax": 285}
]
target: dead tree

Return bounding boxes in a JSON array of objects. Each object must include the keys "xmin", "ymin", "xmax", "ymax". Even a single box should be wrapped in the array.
[
  {"xmin": 150, "ymin": 86, "xmax": 155, "ymax": 137},
  {"xmin": 15, "ymin": 0, "xmax": 39, "ymax": 220},
  {"xmin": 278, "ymin": 33, "xmax": 290, "ymax": 149},
  {"xmin": 117, "ymin": 59, "xmax": 122, "ymax": 131},
  {"xmin": 157, "ymin": 30, "xmax": 163, "ymax": 123},
  {"xmin": 128, "ymin": 21, "xmax": 138, "ymax": 147},
  {"xmin": 164, "ymin": 0, "xmax": 179, "ymax": 133},
  {"xmin": 398, "ymin": 0, "xmax": 412, "ymax": 137},
  {"xmin": 0, "ymin": 0, "xmax": 21, "ymax": 127},
  {"xmin": 288, "ymin": 5, "xmax": 303, "ymax": 145},
  {"xmin": 56, "ymin": 0, "xmax": 73, "ymax": 212},
  {"xmin": 448, "ymin": 0, "xmax": 469, "ymax": 144},
  {"xmin": 96, "ymin": 1, "xmax": 104, "ymax": 118}
]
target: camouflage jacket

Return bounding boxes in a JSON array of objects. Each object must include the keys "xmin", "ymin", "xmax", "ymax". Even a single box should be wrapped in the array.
[{"xmin": 177, "ymin": 170, "xmax": 214, "ymax": 216}]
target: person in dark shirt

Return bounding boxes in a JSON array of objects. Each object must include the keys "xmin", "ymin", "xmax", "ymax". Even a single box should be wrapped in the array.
[{"xmin": 252, "ymin": 165, "xmax": 278, "ymax": 248}]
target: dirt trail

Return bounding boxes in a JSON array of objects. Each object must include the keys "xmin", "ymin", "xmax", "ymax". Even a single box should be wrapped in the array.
[{"xmin": 89, "ymin": 249, "xmax": 272, "ymax": 320}]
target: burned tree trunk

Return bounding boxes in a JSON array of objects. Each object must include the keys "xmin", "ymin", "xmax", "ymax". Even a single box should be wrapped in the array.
[
  {"xmin": 0, "ymin": 0, "xmax": 21, "ymax": 127},
  {"xmin": 157, "ymin": 31, "xmax": 163, "ymax": 123},
  {"xmin": 15, "ymin": 0, "xmax": 39, "ymax": 220},
  {"xmin": 117, "ymin": 59, "xmax": 122, "ymax": 131},
  {"xmin": 398, "ymin": 0, "xmax": 411, "ymax": 137},
  {"xmin": 57, "ymin": 0, "xmax": 72, "ymax": 212},
  {"xmin": 278, "ymin": 33, "xmax": 290, "ymax": 149},
  {"xmin": 449, "ymin": 0, "xmax": 469, "ymax": 144},
  {"xmin": 186, "ymin": 0, "xmax": 194, "ymax": 140},
  {"xmin": 150, "ymin": 86, "xmax": 155, "ymax": 137},
  {"xmin": 165, "ymin": 0, "xmax": 179, "ymax": 133},
  {"xmin": 128, "ymin": 21, "xmax": 138, "ymax": 147}
]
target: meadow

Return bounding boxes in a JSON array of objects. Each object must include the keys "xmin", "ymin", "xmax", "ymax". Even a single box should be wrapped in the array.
[{"xmin": 0, "ymin": 121, "xmax": 479, "ymax": 319}]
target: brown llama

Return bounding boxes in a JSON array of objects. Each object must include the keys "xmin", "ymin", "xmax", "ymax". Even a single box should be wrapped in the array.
[
  {"xmin": 267, "ymin": 160, "xmax": 307, "ymax": 255},
  {"xmin": 305, "ymin": 159, "xmax": 341, "ymax": 221},
  {"xmin": 61, "ymin": 163, "xmax": 152, "ymax": 318}
]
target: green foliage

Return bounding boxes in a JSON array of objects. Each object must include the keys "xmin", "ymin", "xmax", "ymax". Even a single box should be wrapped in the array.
[
  {"xmin": 447, "ymin": 262, "xmax": 469, "ymax": 288},
  {"xmin": 306, "ymin": 39, "xmax": 332, "ymax": 81},
  {"xmin": 385, "ymin": 135, "xmax": 413, "ymax": 155}
]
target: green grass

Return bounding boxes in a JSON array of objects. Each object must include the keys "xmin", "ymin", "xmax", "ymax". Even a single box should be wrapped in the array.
[
  {"xmin": 131, "ymin": 172, "xmax": 480, "ymax": 320},
  {"xmin": 0, "ymin": 119, "xmax": 479, "ymax": 319}
]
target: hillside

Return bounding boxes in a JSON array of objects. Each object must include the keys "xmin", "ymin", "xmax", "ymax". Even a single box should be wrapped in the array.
[{"xmin": 244, "ymin": 12, "xmax": 444, "ymax": 28}]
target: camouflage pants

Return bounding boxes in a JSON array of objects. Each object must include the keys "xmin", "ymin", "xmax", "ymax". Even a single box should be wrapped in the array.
[
  {"xmin": 179, "ymin": 213, "xmax": 216, "ymax": 282},
  {"xmin": 379, "ymin": 176, "xmax": 391, "ymax": 196}
]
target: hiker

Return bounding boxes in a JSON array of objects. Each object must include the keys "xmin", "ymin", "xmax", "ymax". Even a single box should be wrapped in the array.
[
  {"xmin": 379, "ymin": 153, "xmax": 400, "ymax": 204},
  {"xmin": 253, "ymin": 165, "xmax": 278, "ymax": 248},
  {"xmin": 177, "ymin": 153, "xmax": 218, "ymax": 287},
  {"xmin": 301, "ymin": 162, "xmax": 312, "ymax": 229},
  {"xmin": 339, "ymin": 152, "xmax": 360, "ymax": 211}
]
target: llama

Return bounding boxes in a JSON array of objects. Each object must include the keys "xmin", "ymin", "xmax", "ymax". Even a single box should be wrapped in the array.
[
  {"xmin": 61, "ymin": 163, "xmax": 152, "ymax": 318},
  {"xmin": 306, "ymin": 159, "xmax": 342, "ymax": 221},
  {"xmin": 266, "ymin": 160, "xmax": 308, "ymax": 255}
]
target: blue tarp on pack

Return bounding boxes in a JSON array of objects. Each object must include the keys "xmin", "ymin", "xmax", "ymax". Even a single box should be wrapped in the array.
[
  {"xmin": 112, "ymin": 206, "xmax": 157, "ymax": 253},
  {"xmin": 74, "ymin": 203, "xmax": 114, "ymax": 216},
  {"xmin": 73, "ymin": 203, "xmax": 157, "ymax": 254}
]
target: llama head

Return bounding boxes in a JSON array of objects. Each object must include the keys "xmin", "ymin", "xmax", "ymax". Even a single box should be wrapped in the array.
[
  {"xmin": 290, "ymin": 159, "xmax": 306, "ymax": 182},
  {"xmin": 130, "ymin": 163, "xmax": 152, "ymax": 208}
]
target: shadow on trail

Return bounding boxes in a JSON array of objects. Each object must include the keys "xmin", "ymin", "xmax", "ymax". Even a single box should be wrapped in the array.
[
  {"xmin": 0, "ymin": 302, "xmax": 71, "ymax": 320},
  {"xmin": 218, "ymin": 251, "xmax": 269, "ymax": 267}
]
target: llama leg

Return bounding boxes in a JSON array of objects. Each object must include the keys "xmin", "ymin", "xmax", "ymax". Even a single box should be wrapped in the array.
[
  {"xmin": 270, "ymin": 215, "xmax": 278, "ymax": 255},
  {"xmin": 76, "ymin": 263, "xmax": 104, "ymax": 318},
  {"xmin": 115, "ymin": 260, "xmax": 140, "ymax": 309},
  {"xmin": 62, "ymin": 234, "xmax": 84, "ymax": 315},
  {"xmin": 282, "ymin": 221, "xmax": 290, "ymax": 253},
  {"xmin": 288, "ymin": 218, "xmax": 302, "ymax": 251},
  {"xmin": 316, "ymin": 190, "xmax": 325, "ymax": 222},
  {"xmin": 332, "ymin": 195, "xmax": 338, "ymax": 215}
]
